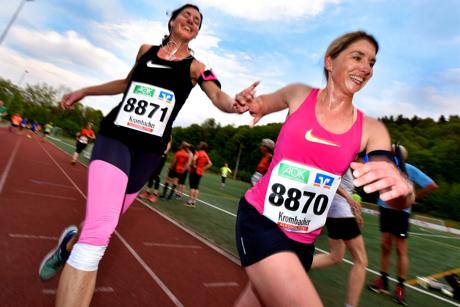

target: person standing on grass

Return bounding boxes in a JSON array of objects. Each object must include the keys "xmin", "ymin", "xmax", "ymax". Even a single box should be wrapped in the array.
[
  {"xmin": 220, "ymin": 162, "xmax": 232, "ymax": 188},
  {"xmin": 0, "ymin": 100, "xmax": 8, "ymax": 123},
  {"xmin": 311, "ymin": 168, "xmax": 366, "ymax": 307},
  {"xmin": 250, "ymin": 138, "xmax": 274, "ymax": 186},
  {"xmin": 368, "ymin": 144, "xmax": 438, "ymax": 306},
  {"xmin": 185, "ymin": 141, "xmax": 212, "ymax": 207},
  {"xmin": 138, "ymin": 137, "xmax": 172, "ymax": 202},
  {"xmin": 37, "ymin": 4, "xmax": 253, "ymax": 307},
  {"xmin": 232, "ymin": 31, "xmax": 415, "ymax": 307},
  {"xmin": 176, "ymin": 143, "xmax": 194, "ymax": 199},
  {"xmin": 160, "ymin": 141, "xmax": 191, "ymax": 199},
  {"xmin": 43, "ymin": 122, "xmax": 53, "ymax": 140},
  {"xmin": 71, "ymin": 122, "xmax": 96, "ymax": 165}
]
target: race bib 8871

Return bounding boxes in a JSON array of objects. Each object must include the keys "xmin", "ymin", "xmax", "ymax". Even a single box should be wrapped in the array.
[
  {"xmin": 114, "ymin": 81, "xmax": 175, "ymax": 137},
  {"xmin": 263, "ymin": 160, "xmax": 341, "ymax": 233}
]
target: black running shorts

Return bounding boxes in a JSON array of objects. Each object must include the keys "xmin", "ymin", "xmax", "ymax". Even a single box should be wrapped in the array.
[
  {"xmin": 379, "ymin": 207, "xmax": 410, "ymax": 238},
  {"xmin": 325, "ymin": 217, "xmax": 361, "ymax": 240},
  {"xmin": 235, "ymin": 197, "xmax": 315, "ymax": 272}
]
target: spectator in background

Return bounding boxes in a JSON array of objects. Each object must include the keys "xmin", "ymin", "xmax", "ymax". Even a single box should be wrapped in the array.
[
  {"xmin": 368, "ymin": 144, "xmax": 438, "ymax": 305},
  {"xmin": 9, "ymin": 113, "xmax": 22, "ymax": 133},
  {"xmin": 161, "ymin": 141, "xmax": 191, "ymax": 199},
  {"xmin": 185, "ymin": 141, "xmax": 212, "ymax": 208},
  {"xmin": 220, "ymin": 162, "xmax": 232, "ymax": 188},
  {"xmin": 71, "ymin": 122, "xmax": 96, "ymax": 165},
  {"xmin": 176, "ymin": 144, "xmax": 194, "ymax": 199},
  {"xmin": 0, "ymin": 100, "xmax": 8, "ymax": 123},
  {"xmin": 250, "ymin": 138, "xmax": 274, "ymax": 186},
  {"xmin": 139, "ymin": 138, "xmax": 172, "ymax": 203}
]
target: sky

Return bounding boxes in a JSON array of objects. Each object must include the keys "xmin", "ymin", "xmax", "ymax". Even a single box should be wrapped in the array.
[{"xmin": 0, "ymin": 0, "xmax": 459, "ymax": 128}]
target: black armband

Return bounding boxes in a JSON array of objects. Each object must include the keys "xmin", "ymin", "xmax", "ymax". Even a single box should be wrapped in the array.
[
  {"xmin": 364, "ymin": 150, "xmax": 394, "ymax": 163},
  {"xmin": 197, "ymin": 68, "xmax": 221, "ymax": 88}
]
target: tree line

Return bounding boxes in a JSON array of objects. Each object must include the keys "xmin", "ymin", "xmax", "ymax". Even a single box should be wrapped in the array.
[{"xmin": 1, "ymin": 77, "xmax": 459, "ymax": 221}]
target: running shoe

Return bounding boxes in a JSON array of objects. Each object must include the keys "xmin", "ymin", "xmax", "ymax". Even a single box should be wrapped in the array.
[
  {"xmin": 368, "ymin": 277, "xmax": 390, "ymax": 295},
  {"xmin": 148, "ymin": 194, "xmax": 158, "ymax": 203},
  {"xmin": 394, "ymin": 284, "xmax": 407, "ymax": 306},
  {"xmin": 38, "ymin": 225, "xmax": 78, "ymax": 281},
  {"xmin": 138, "ymin": 191, "xmax": 150, "ymax": 199},
  {"xmin": 173, "ymin": 193, "xmax": 182, "ymax": 200}
]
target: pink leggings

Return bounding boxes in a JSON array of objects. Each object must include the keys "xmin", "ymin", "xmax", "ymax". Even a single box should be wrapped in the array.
[{"xmin": 78, "ymin": 135, "xmax": 160, "ymax": 246}]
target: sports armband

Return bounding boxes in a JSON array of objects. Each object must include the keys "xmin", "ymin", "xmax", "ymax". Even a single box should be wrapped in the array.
[
  {"xmin": 197, "ymin": 68, "xmax": 221, "ymax": 88},
  {"xmin": 364, "ymin": 150, "xmax": 394, "ymax": 163}
]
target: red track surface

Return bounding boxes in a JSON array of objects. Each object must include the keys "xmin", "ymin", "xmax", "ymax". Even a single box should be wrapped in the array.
[{"xmin": 0, "ymin": 128, "xmax": 247, "ymax": 306}]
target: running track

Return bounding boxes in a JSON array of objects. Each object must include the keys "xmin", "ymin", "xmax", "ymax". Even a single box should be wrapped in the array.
[{"xmin": 0, "ymin": 128, "xmax": 247, "ymax": 306}]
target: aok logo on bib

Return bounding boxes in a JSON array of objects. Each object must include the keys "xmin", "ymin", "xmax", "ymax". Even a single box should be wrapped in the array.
[{"xmin": 263, "ymin": 160, "xmax": 341, "ymax": 233}]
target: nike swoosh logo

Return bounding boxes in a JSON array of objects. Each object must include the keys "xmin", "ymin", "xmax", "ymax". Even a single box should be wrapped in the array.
[
  {"xmin": 146, "ymin": 61, "xmax": 172, "ymax": 69},
  {"xmin": 305, "ymin": 129, "xmax": 339, "ymax": 147}
]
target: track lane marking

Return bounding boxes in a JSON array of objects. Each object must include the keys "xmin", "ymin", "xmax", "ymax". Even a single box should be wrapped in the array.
[
  {"xmin": 0, "ymin": 138, "xmax": 22, "ymax": 194},
  {"xmin": 16, "ymin": 189, "xmax": 77, "ymax": 200},
  {"xmin": 143, "ymin": 242, "xmax": 202, "ymax": 249}
]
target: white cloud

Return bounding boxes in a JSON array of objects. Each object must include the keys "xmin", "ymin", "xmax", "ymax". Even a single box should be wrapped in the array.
[
  {"xmin": 357, "ymin": 82, "xmax": 460, "ymax": 120},
  {"xmin": 443, "ymin": 68, "xmax": 460, "ymax": 84},
  {"xmin": 196, "ymin": 0, "xmax": 342, "ymax": 21}
]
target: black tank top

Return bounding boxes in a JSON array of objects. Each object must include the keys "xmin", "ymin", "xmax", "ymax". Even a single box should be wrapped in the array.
[{"xmin": 99, "ymin": 45, "xmax": 195, "ymax": 153}]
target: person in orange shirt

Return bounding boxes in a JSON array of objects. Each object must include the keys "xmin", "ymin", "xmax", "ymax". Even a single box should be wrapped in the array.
[
  {"xmin": 71, "ymin": 122, "xmax": 96, "ymax": 165},
  {"xmin": 160, "ymin": 141, "xmax": 191, "ymax": 199},
  {"xmin": 9, "ymin": 113, "xmax": 22, "ymax": 133},
  {"xmin": 250, "ymin": 138, "xmax": 274, "ymax": 186},
  {"xmin": 176, "ymin": 144, "xmax": 194, "ymax": 199},
  {"xmin": 185, "ymin": 141, "xmax": 212, "ymax": 207}
]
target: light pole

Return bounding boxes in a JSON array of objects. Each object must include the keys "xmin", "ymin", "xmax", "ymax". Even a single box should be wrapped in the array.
[
  {"xmin": 17, "ymin": 69, "xmax": 29, "ymax": 86},
  {"xmin": 0, "ymin": 0, "xmax": 34, "ymax": 46}
]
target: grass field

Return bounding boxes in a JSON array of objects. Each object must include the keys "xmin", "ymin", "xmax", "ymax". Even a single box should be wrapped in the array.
[{"xmin": 49, "ymin": 136, "xmax": 460, "ymax": 307}]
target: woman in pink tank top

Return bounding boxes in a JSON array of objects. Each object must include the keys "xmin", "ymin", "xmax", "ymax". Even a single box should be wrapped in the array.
[{"xmin": 233, "ymin": 31, "xmax": 415, "ymax": 307}]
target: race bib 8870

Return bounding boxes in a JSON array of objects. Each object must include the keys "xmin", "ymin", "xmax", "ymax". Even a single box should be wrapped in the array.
[
  {"xmin": 263, "ymin": 160, "xmax": 341, "ymax": 233},
  {"xmin": 114, "ymin": 81, "xmax": 175, "ymax": 137}
]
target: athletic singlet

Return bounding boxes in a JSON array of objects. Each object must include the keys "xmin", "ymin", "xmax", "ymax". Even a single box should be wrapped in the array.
[
  {"xmin": 194, "ymin": 150, "xmax": 211, "ymax": 176},
  {"xmin": 327, "ymin": 168, "xmax": 355, "ymax": 218},
  {"xmin": 78, "ymin": 128, "xmax": 95, "ymax": 144},
  {"xmin": 244, "ymin": 88, "xmax": 363, "ymax": 243},
  {"xmin": 173, "ymin": 149, "xmax": 190, "ymax": 173},
  {"xmin": 99, "ymin": 45, "xmax": 195, "ymax": 153}
]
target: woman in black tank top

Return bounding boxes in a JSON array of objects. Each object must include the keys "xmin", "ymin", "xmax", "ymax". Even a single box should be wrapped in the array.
[{"xmin": 39, "ymin": 4, "xmax": 255, "ymax": 307}]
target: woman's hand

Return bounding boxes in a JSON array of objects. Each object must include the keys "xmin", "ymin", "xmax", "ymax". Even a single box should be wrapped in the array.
[
  {"xmin": 60, "ymin": 89, "xmax": 85, "ymax": 110},
  {"xmin": 351, "ymin": 161, "xmax": 415, "ymax": 209},
  {"xmin": 234, "ymin": 81, "xmax": 260, "ymax": 116}
]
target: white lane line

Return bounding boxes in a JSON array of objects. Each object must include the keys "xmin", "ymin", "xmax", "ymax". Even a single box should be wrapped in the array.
[
  {"xmin": 409, "ymin": 232, "xmax": 460, "ymax": 239},
  {"xmin": 30, "ymin": 179, "xmax": 74, "ymax": 189},
  {"xmin": 0, "ymin": 138, "xmax": 22, "ymax": 194},
  {"xmin": 315, "ymin": 247, "xmax": 460, "ymax": 306},
  {"xmin": 43, "ymin": 287, "xmax": 114, "ymax": 295},
  {"xmin": 143, "ymin": 242, "xmax": 202, "ymax": 249},
  {"xmin": 138, "ymin": 199, "xmax": 240, "ymax": 265},
  {"xmin": 164, "ymin": 188, "xmax": 237, "ymax": 217},
  {"xmin": 203, "ymin": 282, "xmax": 239, "ymax": 288},
  {"xmin": 16, "ymin": 189, "xmax": 77, "ymax": 200},
  {"xmin": 9, "ymin": 233, "xmax": 58, "ymax": 240},
  {"xmin": 38, "ymin": 142, "xmax": 184, "ymax": 307}
]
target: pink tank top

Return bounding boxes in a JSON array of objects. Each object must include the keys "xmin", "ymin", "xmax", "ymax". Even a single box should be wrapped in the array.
[{"xmin": 244, "ymin": 88, "xmax": 363, "ymax": 243}]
